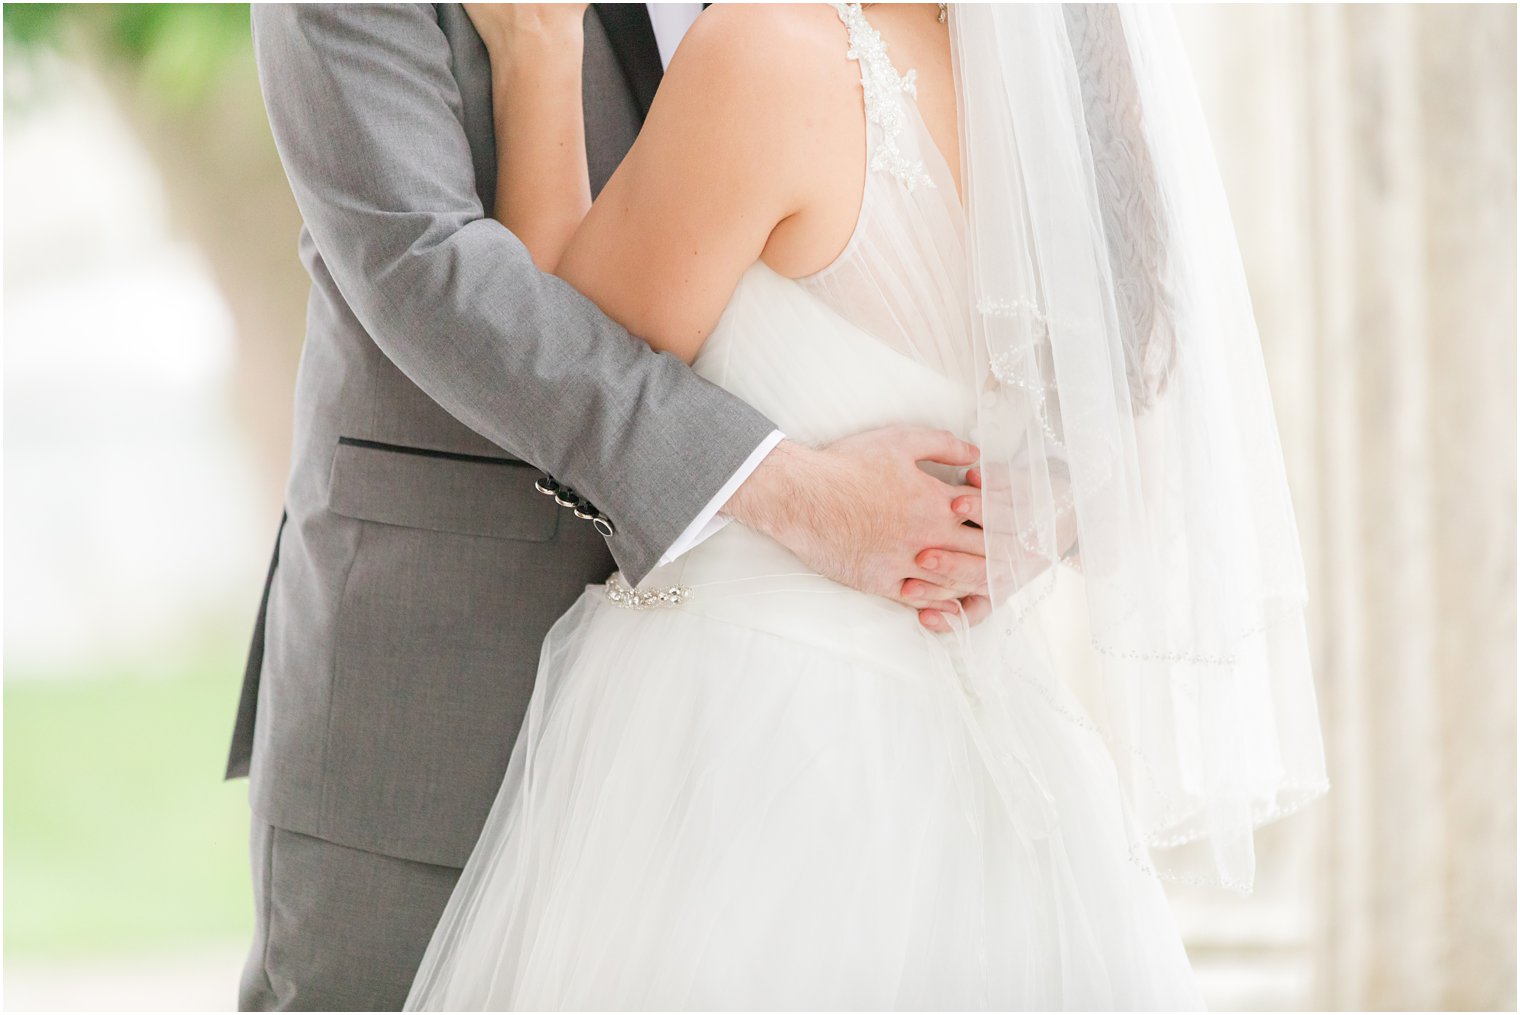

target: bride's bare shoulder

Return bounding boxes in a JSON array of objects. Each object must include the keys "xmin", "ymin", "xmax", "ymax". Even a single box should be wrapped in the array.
[
  {"xmin": 684, "ymin": 3, "xmax": 848, "ymax": 50},
  {"xmin": 668, "ymin": 3, "xmax": 855, "ymax": 98},
  {"xmin": 639, "ymin": 4, "xmax": 876, "ymax": 279},
  {"xmin": 654, "ymin": 4, "xmax": 862, "ymax": 169}
]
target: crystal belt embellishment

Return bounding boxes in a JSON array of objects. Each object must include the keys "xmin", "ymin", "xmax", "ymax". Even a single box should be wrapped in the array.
[{"xmin": 605, "ymin": 572, "xmax": 691, "ymax": 610}]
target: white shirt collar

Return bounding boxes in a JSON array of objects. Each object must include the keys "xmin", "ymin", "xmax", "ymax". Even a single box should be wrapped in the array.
[{"xmin": 645, "ymin": 3, "xmax": 703, "ymax": 70}]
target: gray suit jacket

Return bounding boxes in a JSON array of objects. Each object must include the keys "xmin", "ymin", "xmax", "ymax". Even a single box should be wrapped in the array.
[{"xmin": 227, "ymin": 3, "xmax": 775, "ymax": 869}]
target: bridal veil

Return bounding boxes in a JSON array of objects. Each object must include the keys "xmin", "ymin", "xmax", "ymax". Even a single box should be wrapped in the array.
[{"xmin": 952, "ymin": 4, "xmax": 1327, "ymax": 891}]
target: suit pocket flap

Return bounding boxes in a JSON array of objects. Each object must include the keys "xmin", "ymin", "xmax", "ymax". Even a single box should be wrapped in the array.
[{"xmin": 327, "ymin": 438, "xmax": 558, "ymax": 542}]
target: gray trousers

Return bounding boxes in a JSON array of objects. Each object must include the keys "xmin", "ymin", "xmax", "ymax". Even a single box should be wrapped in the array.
[{"xmin": 238, "ymin": 820, "xmax": 461, "ymax": 1011}]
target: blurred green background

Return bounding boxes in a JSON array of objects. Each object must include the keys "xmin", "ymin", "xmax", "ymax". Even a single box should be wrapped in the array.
[
  {"xmin": 5, "ymin": 5, "xmax": 307, "ymax": 1007},
  {"xmin": 5, "ymin": 638, "xmax": 249, "ymax": 956}
]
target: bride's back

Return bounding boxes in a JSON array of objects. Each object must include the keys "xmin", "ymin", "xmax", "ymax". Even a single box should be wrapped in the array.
[
  {"xmin": 740, "ymin": 4, "xmax": 961, "ymax": 268},
  {"xmin": 700, "ymin": 3, "xmax": 976, "ymax": 395}
]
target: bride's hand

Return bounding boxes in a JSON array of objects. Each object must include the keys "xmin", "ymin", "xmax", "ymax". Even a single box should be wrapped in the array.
[
  {"xmin": 914, "ymin": 462, "xmax": 1080, "ymax": 632},
  {"xmin": 465, "ymin": 3, "xmax": 592, "ymax": 271},
  {"xmin": 916, "ymin": 465, "xmax": 991, "ymax": 633},
  {"xmin": 464, "ymin": 4, "xmax": 588, "ymax": 60}
]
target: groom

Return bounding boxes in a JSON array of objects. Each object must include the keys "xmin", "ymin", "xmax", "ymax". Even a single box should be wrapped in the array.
[{"xmin": 230, "ymin": 4, "xmax": 989, "ymax": 1010}]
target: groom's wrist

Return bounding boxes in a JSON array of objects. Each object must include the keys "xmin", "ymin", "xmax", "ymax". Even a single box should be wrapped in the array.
[{"xmin": 721, "ymin": 439, "xmax": 814, "ymax": 540}]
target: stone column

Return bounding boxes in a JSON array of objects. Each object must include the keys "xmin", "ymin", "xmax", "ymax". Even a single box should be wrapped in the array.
[{"xmin": 1167, "ymin": 5, "xmax": 1516, "ymax": 1009}]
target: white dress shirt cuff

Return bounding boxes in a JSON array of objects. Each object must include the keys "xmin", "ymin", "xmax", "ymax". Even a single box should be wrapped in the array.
[{"xmin": 656, "ymin": 429, "xmax": 786, "ymax": 567}]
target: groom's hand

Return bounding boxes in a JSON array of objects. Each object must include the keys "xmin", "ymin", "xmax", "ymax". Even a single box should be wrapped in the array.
[{"xmin": 723, "ymin": 429, "xmax": 991, "ymax": 625}]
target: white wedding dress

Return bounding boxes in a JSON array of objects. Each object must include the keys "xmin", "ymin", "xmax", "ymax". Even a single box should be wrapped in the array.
[{"xmin": 407, "ymin": 6, "xmax": 1205, "ymax": 1010}]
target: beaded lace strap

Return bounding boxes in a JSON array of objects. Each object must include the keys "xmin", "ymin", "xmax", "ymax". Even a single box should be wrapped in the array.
[{"xmin": 831, "ymin": 3, "xmax": 935, "ymax": 192}]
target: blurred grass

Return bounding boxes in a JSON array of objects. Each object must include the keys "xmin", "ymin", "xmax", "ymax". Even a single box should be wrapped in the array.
[{"xmin": 4, "ymin": 637, "xmax": 253, "ymax": 958}]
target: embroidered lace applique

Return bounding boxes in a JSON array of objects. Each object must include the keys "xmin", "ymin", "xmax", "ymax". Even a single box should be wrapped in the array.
[{"xmin": 832, "ymin": 3, "xmax": 936, "ymax": 193}]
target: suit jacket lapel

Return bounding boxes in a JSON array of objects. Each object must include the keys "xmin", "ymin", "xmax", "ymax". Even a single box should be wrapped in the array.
[{"xmin": 591, "ymin": 4, "xmax": 663, "ymax": 119}]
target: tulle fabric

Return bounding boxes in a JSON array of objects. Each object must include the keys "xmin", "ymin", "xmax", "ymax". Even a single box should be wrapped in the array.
[{"xmin": 407, "ymin": 577, "xmax": 1201, "ymax": 1010}]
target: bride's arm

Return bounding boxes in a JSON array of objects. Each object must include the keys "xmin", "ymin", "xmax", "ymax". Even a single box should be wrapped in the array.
[
  {"xmin": 467, "ymin": 4, "xmax": 591, "ymax": 272},
  {"xmin": 468, "ymin": 4, "xmax": 854, "ymax": 360},
  {"xmin": 555, "ymin": 6, "xmax": 857, "ymax": 363}
]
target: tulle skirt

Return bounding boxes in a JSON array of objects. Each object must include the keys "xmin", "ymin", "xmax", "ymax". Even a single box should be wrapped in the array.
[{"xmin": 406, "ymin": 577, "xmax": 1204, "ymax": 1011}]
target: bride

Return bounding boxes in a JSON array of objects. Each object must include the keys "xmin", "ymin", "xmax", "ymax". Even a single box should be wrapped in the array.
[{"xmin": 406, "ymin": 3, "xmax": 1328, "ymax": 1009}]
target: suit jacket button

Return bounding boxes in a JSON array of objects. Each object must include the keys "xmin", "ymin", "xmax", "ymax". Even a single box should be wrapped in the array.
[
  {"xmin": 534, "ymin": 476, "xmax": 561, "ymax": 496},
  {"xmin": 553, "ymin": 489, "xmax": 581, "ymax": 509},
  {"xmin": 593, "ymin": 516, "xmax": 615, "ymax": 537}
]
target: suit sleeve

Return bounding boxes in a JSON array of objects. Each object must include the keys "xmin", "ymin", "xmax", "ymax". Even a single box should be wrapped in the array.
[{"xmin": 251, "ymin": 3, "xmax": 777, "ymax": 583}]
